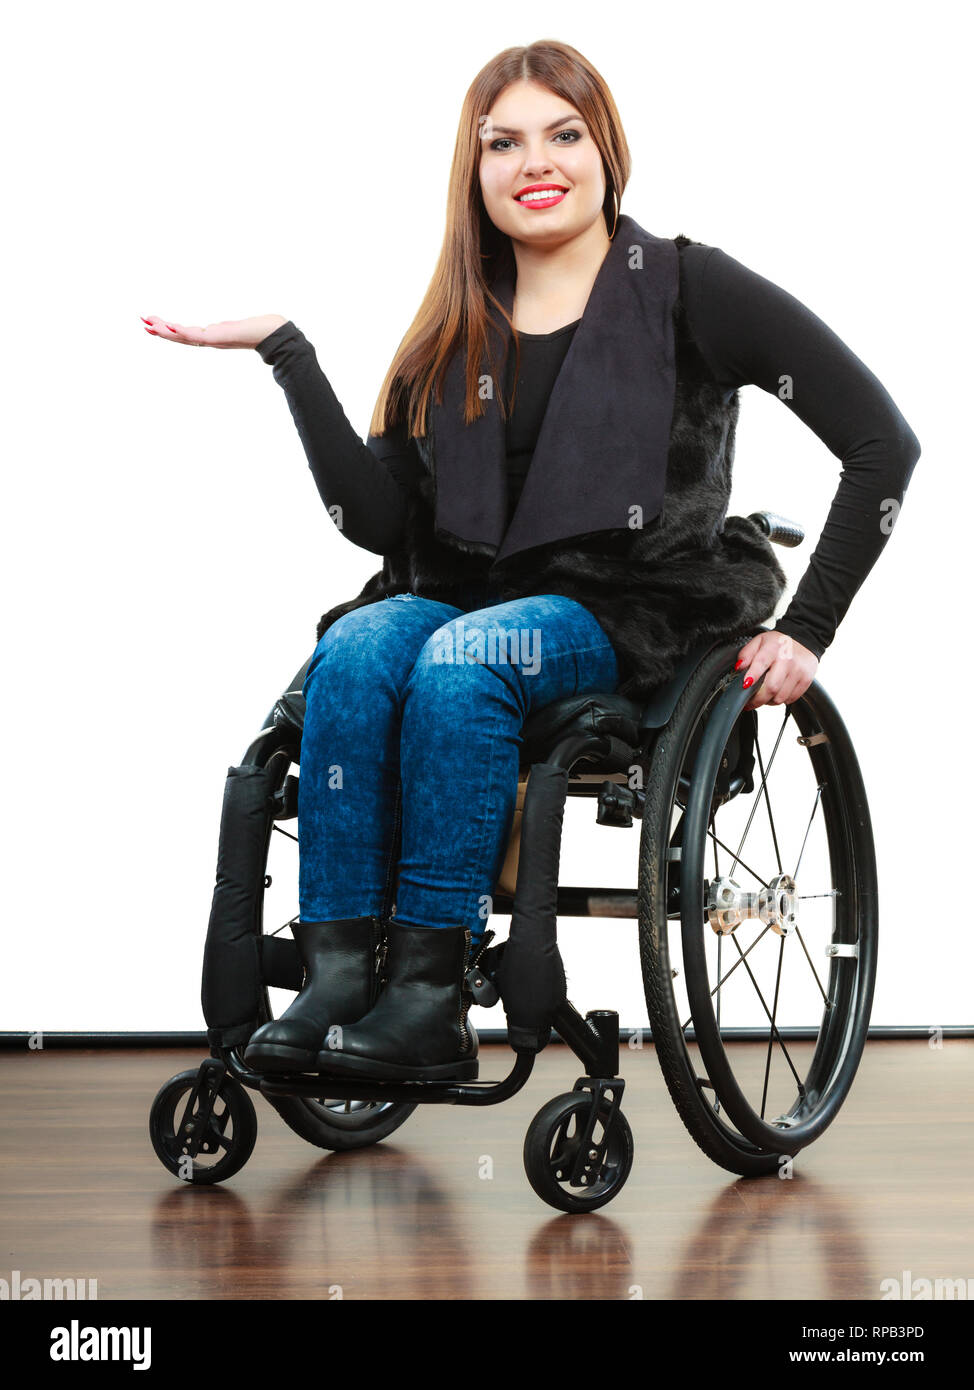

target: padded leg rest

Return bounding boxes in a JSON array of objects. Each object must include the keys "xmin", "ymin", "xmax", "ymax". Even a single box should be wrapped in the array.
[
  {"xmin": 201, "ymin": 764, "xmax": 273, "ymax": 1040},
  {"xmin": 495, "ymin": 762, "xmax": 570, "ymax": 1052}
]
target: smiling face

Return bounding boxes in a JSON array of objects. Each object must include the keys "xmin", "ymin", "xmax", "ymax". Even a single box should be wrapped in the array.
[{"xmin": 478, "ymin": 79, "xmax": 608, "ymax": 248}]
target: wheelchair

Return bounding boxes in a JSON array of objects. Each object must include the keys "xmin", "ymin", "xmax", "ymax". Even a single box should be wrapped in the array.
[{"xmin": 150, "ymin": 511, "xmax": 878, "ymax": 1213}]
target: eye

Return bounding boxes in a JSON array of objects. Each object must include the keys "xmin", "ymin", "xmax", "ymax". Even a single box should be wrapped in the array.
[{"xmin": 488, "ymin": 128, "xmax": 582, "ymax": 152}]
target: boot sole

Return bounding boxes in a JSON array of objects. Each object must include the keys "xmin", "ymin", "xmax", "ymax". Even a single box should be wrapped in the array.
[
  {"xmin": 313, "ymin": 1053, "xmax": 480, "ymax": 1082},
  {"xmin": 243, "ymin": 1043, "xmax": 319, "ymax": 1074}
]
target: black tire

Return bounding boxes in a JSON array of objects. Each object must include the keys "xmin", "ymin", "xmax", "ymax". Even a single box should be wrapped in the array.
[
  {"xmin": 265, "ymin": 1093, "xmax": 417, "ymax": 1151},
  {"xmin": 523, "ymin": 1092, "xmax": 634, "ymax": 1213},
  {"xmin": 638, "ymin": 637, "xmax": 878, "ymax": 1176},
  {"xmin": 150, "ymin": 1068, "xmax": 258, "ymax": 1184},
  {"xmin": 257, "ymin": 742, "xmax": 417, "ymax": 1152}
]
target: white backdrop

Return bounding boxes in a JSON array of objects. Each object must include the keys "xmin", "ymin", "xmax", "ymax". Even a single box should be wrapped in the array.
[{"xmin": 3, "ymin": 0, "xmax": 967, "ymax": 1030}]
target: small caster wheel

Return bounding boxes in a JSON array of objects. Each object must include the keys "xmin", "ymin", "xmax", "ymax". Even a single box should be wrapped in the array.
[
  {"xmin": 149, "ymin": 1066, "xmax": 257, "ymax": 1185},
  {"xmin": 524, "ymin": 1091, "xmax": 634, "ymax": 1213}
]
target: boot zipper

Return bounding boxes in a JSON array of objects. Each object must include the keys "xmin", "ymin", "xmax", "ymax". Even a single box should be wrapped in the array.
[
  {"xmin": 458, "ymin": 926, "xmax": 472, "ymax": 1054},
  {"xmin": 373, "ymin": 918, "xmax": 389, "ymax": 1001},
  {"xmin": 463, "ymin": 927, "xmax": 500, "ymax": 1006},
  {"xmin": 469, "ymin": 927, "xmax": 495, "ymax": 969}
]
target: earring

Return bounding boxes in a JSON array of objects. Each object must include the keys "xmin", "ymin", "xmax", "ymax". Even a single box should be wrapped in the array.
[{"xmin": 608, "ymin": 188, "xmax": 619, "ymax": 240}]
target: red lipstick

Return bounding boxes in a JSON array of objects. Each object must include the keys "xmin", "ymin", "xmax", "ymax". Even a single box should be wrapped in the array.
[{"xmin": 513, "ymin": 182, "xmax": 569, "ymax": 209}]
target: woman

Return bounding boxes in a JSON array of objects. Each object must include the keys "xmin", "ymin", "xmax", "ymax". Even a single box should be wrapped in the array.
[{"xmin": 144, "ymin": 41, "xmax": 920, "ymax": 1085}]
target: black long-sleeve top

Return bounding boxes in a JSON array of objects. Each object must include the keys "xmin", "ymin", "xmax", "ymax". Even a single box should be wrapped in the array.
[{"xmin": 255, "ymin": 242, "xmax": 921, "ymax": 660}]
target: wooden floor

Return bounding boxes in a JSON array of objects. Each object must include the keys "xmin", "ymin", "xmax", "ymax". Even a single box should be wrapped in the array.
[{"xmin": 0, "ymin": 1039, "xmax": 970, "ymax": 1301}]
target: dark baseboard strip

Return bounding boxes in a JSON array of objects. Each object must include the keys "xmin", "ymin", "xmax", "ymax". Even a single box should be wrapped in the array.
[{"xmin": 0, "ymin": 1025, "xmax": 971, "ymax": 1050}]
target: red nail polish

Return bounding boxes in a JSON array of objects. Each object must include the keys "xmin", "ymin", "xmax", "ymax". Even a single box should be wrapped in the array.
[
  {"xmin": 145, "ymin": 327, "xmax": 157, "ymax": 334},
  {"xmin": 140, "ymin": 317, "xmax": 152, "ymax": 325},
  {"xmin": 734, "ymin": 659, "xmax": 744, "ymax": 670},
  {"xmin": 742, "ymin": 676, "xmax": 753, "ymax": 689}
]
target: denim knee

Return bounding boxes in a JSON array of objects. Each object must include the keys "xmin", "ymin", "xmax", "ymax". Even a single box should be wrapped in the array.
[
  {"xmin": 304, "ymin": 601, "xmax": 410, "ymax": 695},
  {"xmin": 420, "ymin": 613, "xmax": 540, "ymax": 671}
]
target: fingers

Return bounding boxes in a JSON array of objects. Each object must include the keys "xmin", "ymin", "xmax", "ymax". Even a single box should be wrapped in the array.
[
  {"xmin": 743, "ymin": 656, "xmax": 790, "ymax": 709},
  {"xmin": 735, "ymin": 634, "xmax": 767, "ymax": 707},
  {"xmin": 738, "ymin": 631, "xmax": 804, "ymax": 710},
  {"xmin": 734, "ymin": 633, "xmax": 763, "ymax": 669},
  {"xmin": 161, "ymin": 320, "xmax": 197, "ymax": 343},
  {"xmin": 742, "ymin": 667, "xmax": 773, "ymax": 711},
  {"xmin": 743, "ymin": 661, "xmax": 808, "ymax": 710},
  {"xmin": 141, "ymin": 315, "xmax": 180, "ymax": 340},
  {"xmin": 140, "ymin": 315, "xmax": 206, "ymax": 345}
]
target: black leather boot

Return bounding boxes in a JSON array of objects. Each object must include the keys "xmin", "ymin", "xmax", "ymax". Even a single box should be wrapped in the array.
[
  {"xmin": 314, "ymin": 918, "xmax": 479, "ymax": 1081},
  {"xmin": 244, "ymin": 916, "xmax": 382, "ymax": 1074}
]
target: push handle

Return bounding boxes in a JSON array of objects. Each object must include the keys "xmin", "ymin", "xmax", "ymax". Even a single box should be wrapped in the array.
[{"xmin": 748, "ymin": 510, "xmax": 805, "ymax": 548}]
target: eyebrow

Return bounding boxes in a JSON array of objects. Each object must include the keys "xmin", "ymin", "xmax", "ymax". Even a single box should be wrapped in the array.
[{"xmin": 486, "ymin": 114, "xmax": 585, "ymax": 137}]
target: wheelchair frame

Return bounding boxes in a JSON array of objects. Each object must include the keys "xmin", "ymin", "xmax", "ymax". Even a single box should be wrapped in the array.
[{"xmin": 150, "ymin": 513, "xmax": 879, "ymax": 1212}]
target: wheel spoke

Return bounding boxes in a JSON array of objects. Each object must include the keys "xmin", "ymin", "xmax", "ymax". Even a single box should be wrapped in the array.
[
  {"xmin": 268, "ymin": 914, "xmax": 299, "ymax": 938},
  {"xmin": 721, "ymin": 710, "xmax": 791, "ymax": 879},
  {"xmin": 698, "ymin": 704, "xmax": 837, "ymax": 1046},
  {"xmin": 711, "ymin": 924, "xmax": 773, "ymax": 997},
  {"xmin": 760, "ymin": 936, "xmax": 787, "ymax": 1120},
  {"xmin": 715, "ymin": 918, "xmax": 723, "ymax": 1116},
  {"xmin": 712, "ymin": 808, "xmax": 722, "ymax": 1034},
  {"xmin": 749, "ymin": 717, "xmax": 787, "ymax": 878},
  {"xmin": 679, "ymin": 923, "xmax": 774, "ymax": 1033},
  {"xmin": 704, "ymin": 827, "xmax": 770, "ymax": 889},
  {"xmin": 792, "ymin": 782, "xmax": 825, "ymax": 881},
  {"xmin": 793, "ymin": 925, "xmax": 833, "ymax": 1005},
  {"xmin": 728, "ymin": 933, "xmax": 806, "ymax": 1095}
]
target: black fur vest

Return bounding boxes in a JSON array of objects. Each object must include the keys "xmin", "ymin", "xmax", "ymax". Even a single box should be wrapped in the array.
[{"xmin": 313, "ymin": 220, "xmax": 787, "ymax": 701}]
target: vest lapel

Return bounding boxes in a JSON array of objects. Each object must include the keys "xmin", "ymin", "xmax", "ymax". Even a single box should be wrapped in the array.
[{"xmin": 427, "ymin": 213, "xmax": 680, "ymax": 566}]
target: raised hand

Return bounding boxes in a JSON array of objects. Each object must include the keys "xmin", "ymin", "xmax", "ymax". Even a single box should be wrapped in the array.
[{"xmin": 140, "ymin": 313, "xmax": 288, "ymax": 350}]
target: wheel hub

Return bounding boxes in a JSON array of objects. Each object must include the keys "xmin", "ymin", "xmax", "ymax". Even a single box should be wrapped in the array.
[{"xmin": 707, "ymin": 873, "xmax": 798, "ymax": 936}]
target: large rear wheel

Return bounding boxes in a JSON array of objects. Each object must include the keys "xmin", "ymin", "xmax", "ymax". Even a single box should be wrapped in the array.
[{"xmin": 638, "ymin": 639, "xmax": 878, "ymax": 1175}]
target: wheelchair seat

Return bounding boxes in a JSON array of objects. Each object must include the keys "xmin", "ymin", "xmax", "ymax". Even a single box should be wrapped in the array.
[{"xmin": 518, "ymin": 691, "xmax": 642, "ymax": 766}]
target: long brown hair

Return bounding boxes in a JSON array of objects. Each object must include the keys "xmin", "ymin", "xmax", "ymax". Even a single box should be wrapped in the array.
[{"xmin": 367, "ymin": 39, "xmax": 632, "ymax": 440}]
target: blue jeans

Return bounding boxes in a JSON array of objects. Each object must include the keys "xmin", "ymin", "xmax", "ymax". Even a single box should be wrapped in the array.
[{"xmin": 297, "ymin": 584, "xmax": 620, "ymax": 950}]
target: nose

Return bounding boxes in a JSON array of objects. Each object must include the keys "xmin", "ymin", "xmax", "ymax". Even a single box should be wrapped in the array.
[{"xmin": 519, "ymin": 138, "xmax": 558, "ymax": 180}]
